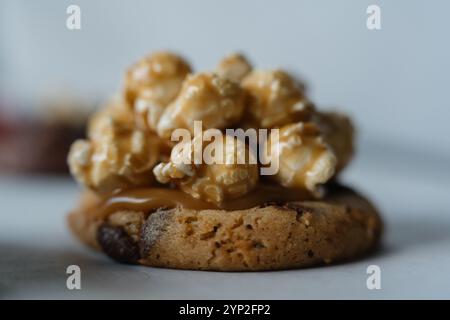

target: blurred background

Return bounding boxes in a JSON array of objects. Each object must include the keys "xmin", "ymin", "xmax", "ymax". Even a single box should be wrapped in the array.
[
  {"xmin": 1, "ymin": 0, "xmax": 449, "ymax": 299},
  {"xmin": 2, "ymin": 0, "xmax": 450, "ymax": 155}
]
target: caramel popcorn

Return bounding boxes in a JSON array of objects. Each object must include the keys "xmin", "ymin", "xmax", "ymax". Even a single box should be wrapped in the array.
[
  {"xmin": 156, "ymin": 73, "xmax": 246, "ymax": 139},
  {"xmin": 153, "ymin": 130, "xmax": 259, "ymax": 205},
  {"xmin": 263, "ymin": 122, "xmax": 336, "ymax": 193},
  {"xmin": 68, "ymin": 111, "xmax": 160, "ymax": 193},
  {"xmin": 133, "ymin": 92, "xmax": 165, "ymax": 131},
  {"xmin": 241, "ymin": 70, "xmax": 314, "ymax": 128},
  {"xmin": 124, "ymin": 51, "xmax": 191, "ymax": 130},
  {"xmin": 313, "ymin": 111, "xmax": 354, "ymax": 173},
  {"xmin": 216, "ymin": 53, "xmax": 252, "ymax": 83},
  {"xmin": 87, "ymin": 96, "xmax": 134, "ymax": 141},
  {"xmin": 68, "ymin": 50, "xmax": 357, "ymax": 206}
]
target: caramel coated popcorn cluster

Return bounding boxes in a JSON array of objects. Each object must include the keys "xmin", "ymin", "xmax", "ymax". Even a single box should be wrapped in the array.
[
  {"xmin": 156, "ymin": 72, "xmax": 246, "ymax": 139},
  {"xmin": 242, "ymin": 70, "xmax": 314, "ymax": 128},
  {"xmin": 263, "ymin": 122, "xmax": 336, "ymax": 194},
  {"xmin": 153, "ymin": 130, "xmax": 259, "ymax": 203},
  {"xmin": 125, "ymin": 52, "xmax": 191, "ymax": 131},
  {"xmin": 68, "ymin": 97, "xmax": 162, "ymax": 193},
  {"xmin": 68, "ymin": 51, "xmax": 354, "ymax": 204}
]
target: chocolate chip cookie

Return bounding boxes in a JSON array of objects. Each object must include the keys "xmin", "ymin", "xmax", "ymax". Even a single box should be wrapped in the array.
[{"xmin": 68, "ymin": 185, "xmax": 382, "ymax": 271}]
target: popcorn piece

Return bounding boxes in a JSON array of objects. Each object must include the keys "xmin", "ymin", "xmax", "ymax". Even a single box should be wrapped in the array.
[
  {"xmin": 87, "ymin": 96, "xmax": 135, "ymax": 141},
  {"xmin": 313, "ymin": 111, "xmax": 355, "ymax": 173},
  {"xmin": 216, "ymin": 53, "xmax": 252, "ymax": 83},
  {"xmin": 263, "ymin": 122, "xmax": 336, "ymax": 194},
  {"xmin": 68, "ymin": 113, "xmax": 160, "ymax": 194},
  {"xmin": 156, "ymin": 73, "xmax": 246, "ymax": 139},
  {"xmin": 134, "ymin": 92, "xmax": 166, "ymax": 131},
  {"xmin": 153, "ymin": 130, "xmax": 259, "ymax": 205},
  {"xmin": 124, "ymin": 51, "xmax": 191, "ymax": 130},
  {"xmin": 241, "ymin": 70, "xmax": 314, "ymax": 128}
]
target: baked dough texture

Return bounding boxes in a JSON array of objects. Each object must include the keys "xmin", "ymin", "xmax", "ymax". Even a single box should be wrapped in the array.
[{"xmin": 68, "ymin": 185, "xmax": 382, "ymax": 271}]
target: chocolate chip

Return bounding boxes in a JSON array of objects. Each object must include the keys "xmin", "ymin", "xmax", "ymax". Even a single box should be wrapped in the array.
[
  {"xmin": 260, "ymin": 201, "xmax": 310, "ymax": 217},
  {"xmin": 144, "ymin": 207, "xmax": 168, "ymax": 218},
  {"xmin": 200, "ymin": 224, "xmax": 221, "ymax": 240},
  {"xmin": 97, "ymin": 224, "xmax": 140, "ymax": 264},
  {"xmin": 253, "ymin": 241, "xmax": 265, "ymax": 249},
  {"xmin": 140, "ymin": 209, "xmax": 174, "ymax": 258},
  {"xmin": 259, "ymin": 201, "xmax": 286, "ymax": 208},
  {"xmin": 283, "ymin": 203, "xmax": 308, "ymax": 215}
]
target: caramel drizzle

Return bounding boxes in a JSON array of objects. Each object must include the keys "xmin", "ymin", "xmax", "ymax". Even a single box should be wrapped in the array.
[{"xmin": 96, "ymin": 184, "xmax": 315, "ymax": 217}]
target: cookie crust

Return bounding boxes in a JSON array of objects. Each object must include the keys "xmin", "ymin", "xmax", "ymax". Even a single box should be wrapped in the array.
[{"xmin": 68, "ymin": 185, "xmax": 382, "ymax": 271}]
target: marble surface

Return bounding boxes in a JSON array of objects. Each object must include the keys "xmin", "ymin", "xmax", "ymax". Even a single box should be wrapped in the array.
[{"xmin": 1, "ymin": 141, "xmax": 450, "ymax": 299}]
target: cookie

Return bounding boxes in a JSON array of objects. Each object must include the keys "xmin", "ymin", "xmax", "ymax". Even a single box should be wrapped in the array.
[{"xmin": 68, "ymin": 185, "xmax": 382, "ymax": 271}]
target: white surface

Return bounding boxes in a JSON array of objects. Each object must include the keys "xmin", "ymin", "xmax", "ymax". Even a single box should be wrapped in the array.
[{"xmin": 1, "ymin": 140, "xmax": 449, "ymax": 299}]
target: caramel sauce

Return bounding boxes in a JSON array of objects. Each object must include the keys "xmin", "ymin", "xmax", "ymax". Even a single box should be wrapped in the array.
[{"xmin": 97, "ymin": 184, "xmax": 314, "ymax": 217}]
